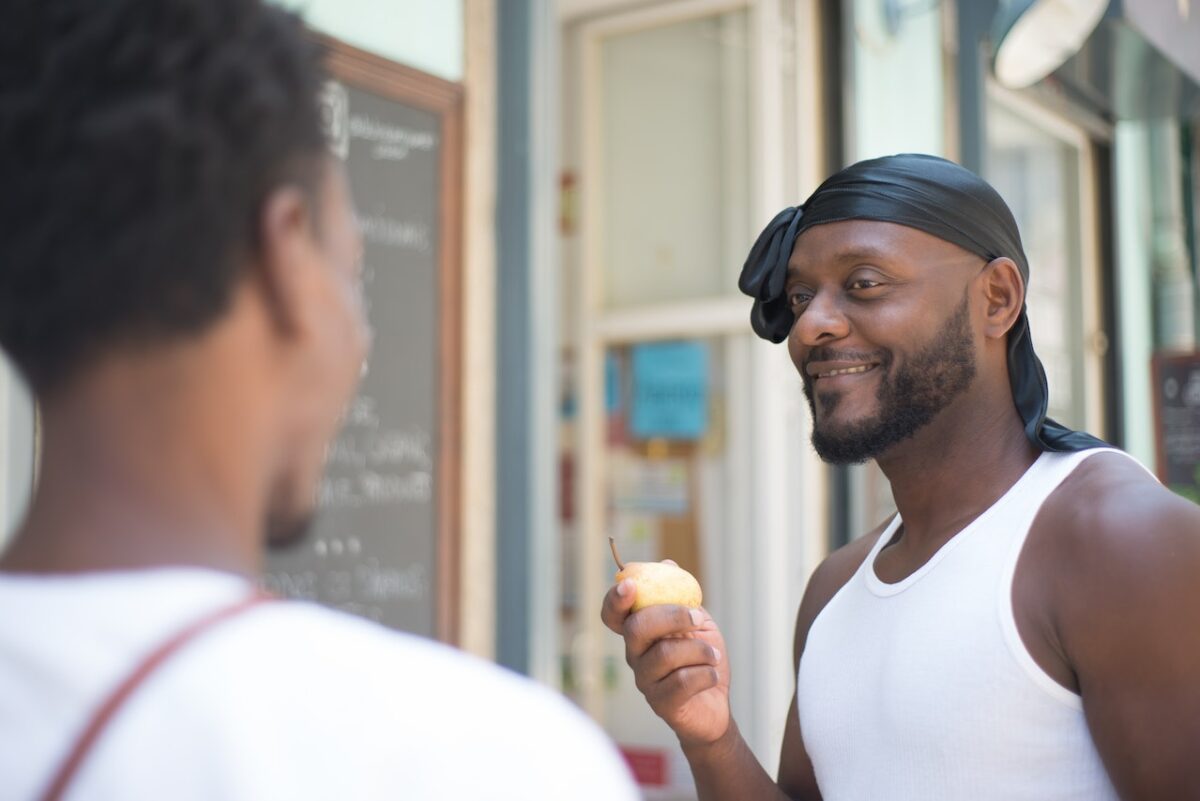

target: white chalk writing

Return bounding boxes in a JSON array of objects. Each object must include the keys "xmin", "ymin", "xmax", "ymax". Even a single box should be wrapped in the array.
[
  {"xmin": 349, "ymin": 113, "xmax": 437, "ymax": 161},
  {"xmin": 359, "ymin": 215, "xmax": 432, "ymax": 252}
]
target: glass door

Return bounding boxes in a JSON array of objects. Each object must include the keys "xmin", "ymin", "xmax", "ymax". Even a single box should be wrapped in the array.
[
  {"xmin": 560, "ymin": 1, "xmax": 829, "ymax": 797},
  {"xmin": 985, "ymin": 84, "xmax": 1107, "ymax": 437}
]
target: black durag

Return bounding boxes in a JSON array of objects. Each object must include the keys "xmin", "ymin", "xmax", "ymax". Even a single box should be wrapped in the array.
[{"xmin": 738, "ymin": 153, "xmax": 1104, "ymax": 452}]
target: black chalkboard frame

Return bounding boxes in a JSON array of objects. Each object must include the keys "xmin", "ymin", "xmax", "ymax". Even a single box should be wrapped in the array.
[{"xmin": 320, "ymin": 34, "xmax": 463, "ymax": 644}]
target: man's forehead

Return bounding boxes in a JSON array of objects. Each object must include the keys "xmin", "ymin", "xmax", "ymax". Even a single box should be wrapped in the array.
[{"xmin": 787, "ymin": 219, "xmax": 980, "ymax": 273}]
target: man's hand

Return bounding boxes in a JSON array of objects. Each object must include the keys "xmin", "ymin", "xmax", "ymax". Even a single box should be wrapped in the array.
[{"xmin": 601, "ymin": 572, "xmax": 731, "ymax": 747}]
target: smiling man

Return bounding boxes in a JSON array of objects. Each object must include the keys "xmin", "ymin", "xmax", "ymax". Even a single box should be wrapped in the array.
[{"xmin": 602, "ymin": 154, "xmax": 1200, "ymax": 800}]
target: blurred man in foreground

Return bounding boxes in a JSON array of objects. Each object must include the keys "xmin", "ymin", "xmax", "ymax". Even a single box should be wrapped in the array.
[
  {"xmin": 0, "ymin": 1, "xmax": 636, "ymax": 798},
  {"xmin": 604, "ymin": 154, "xmax": 1200, "ymax": 800}
]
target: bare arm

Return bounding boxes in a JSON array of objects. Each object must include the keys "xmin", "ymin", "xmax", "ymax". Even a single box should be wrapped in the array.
[
  {"xmin": 601, "ymin": 578, "xmax": 788, "ymax": 801},
  {"xmin": 1042, "ymin": 456, "xmax": 1200, "ymax": 799},
  {"xmin": 601, "ymin": 530, "xmax": 882, "ymax": 801}
]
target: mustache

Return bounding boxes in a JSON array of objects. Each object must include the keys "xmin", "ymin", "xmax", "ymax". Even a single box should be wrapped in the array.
[{"xmin": 802, "ymin": 348, "xmax": 889, "ymax": 376}]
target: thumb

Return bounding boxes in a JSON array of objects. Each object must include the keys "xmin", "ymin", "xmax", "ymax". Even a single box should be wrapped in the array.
[
  {"xmin": 601, "ymin": 577, "xmax": 637, "ymax": 633},
  {"xmin": 614, "ymin": 577, "xmax": 637, "ymax": 608}
]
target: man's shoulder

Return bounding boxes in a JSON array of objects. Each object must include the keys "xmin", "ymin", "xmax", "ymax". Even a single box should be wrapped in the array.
[
  {"xmin": 0, "ymin": 574, "xmax": 639, "ymax": 800},
  {"xmin": 1030, "ymin": 449, "xmax": 1200, "ymax": 614},
  {"xmin": 225, "ymin": 600, "xmax": 453, "ymax": 660},
  {"xmin": 156, "ymin": 602, "xmax": 639, "ymax": 797},
  {"xmin": 207, "ymin": 602, "xmax": 616, "ymax": 733},
  {"xmin": 212, "ymin": 600, "xmax": 546, "ymax": 699},
  {"xmin": 1038, "ymin": 449, "xmax": 1199, "ymax": 554}
]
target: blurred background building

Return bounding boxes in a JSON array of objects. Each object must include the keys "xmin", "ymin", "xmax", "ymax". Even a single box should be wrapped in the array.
[{"xmin": 1, "ymin": 1, "xmax": 1197, "ymax": 797}]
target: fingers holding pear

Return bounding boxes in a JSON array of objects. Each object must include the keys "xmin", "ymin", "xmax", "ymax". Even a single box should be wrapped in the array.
[
  {"xmin": 643, "ymin": 664, "xmax": 723, "ymax": 717},
  {"xmin": 610, "ymin": 600, "xmax": 732, "ymax": 746},
  {"xmin": 603, "ymin": 539, "xmax": 731, "ymax": 745},
  {"xmin": 622, "ymin": 604, "xmax": 707, "ymax": 659},
  {"xmin": 630, "ymin": 634, "xmax": 722, "ymax": 692}
]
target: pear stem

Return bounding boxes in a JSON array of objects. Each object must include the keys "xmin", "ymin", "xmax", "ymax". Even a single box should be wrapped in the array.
[{"xmin": 609, "ymin": 537, "xmax": 625, "ymax": 571}]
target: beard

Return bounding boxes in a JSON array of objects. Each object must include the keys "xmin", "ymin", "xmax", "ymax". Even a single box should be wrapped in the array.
[
  {"xmin": 264, "ymin": 478, "xmax": 319, "ymax": 552},
  {"xmin": 264, "ymin": 509, "xmax": 316, "ymax": 552},
  {"xmin": 804, "ymin": 292, "xmax": 976, "ymax": 465}
]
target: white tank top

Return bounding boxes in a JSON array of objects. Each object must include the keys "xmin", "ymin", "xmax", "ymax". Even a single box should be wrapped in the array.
[{"xmin": 797, "ymin": 448, "xmax": 1144, "ymax": 801}]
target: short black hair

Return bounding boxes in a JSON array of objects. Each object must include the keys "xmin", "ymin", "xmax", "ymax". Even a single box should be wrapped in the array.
[{"xmin": 0, "ymin": 0, "xmax": 328, "ymax": 394}]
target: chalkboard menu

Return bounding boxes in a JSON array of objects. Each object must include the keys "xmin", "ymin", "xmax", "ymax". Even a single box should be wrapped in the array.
[
  {"xmin": 1152, "ymin": 352, "xmax": 1200, "ymax": 505},
  {"xmin": 263, "ymin": 38, "xmax": 462, "ymax": 642}
]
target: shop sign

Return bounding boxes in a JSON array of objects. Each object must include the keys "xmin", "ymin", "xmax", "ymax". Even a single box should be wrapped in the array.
[
  {"xmin": 610, "ymin": 453, "xmax": 689, "ymax": 516},
  {"xmin": 630, "ymin": 341, "xmax": 709, "ymax": 440},
  {"xmin": 1152, "ymin": 351, "xmax": 1200, "ymax": 504},
  {"xmin": 618, "ymin": 746, "xmax": 668, "ymax": 787}
]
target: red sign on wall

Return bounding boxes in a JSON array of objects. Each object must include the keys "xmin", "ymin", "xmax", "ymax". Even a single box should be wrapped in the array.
[{"xmin": 619, "ymin": 746, "xmax": 668, "ymax": 786}]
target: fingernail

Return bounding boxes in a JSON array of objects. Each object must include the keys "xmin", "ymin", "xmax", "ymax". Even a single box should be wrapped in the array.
[
  {"xmin": 616, "ymin": 580, "xmax": 631, "ymax": 597},
  {"xmin": 712, "ymin": 648, "xmax": 722, "ymax": 664},
  {"xmin": 689, "ymin": 609, "xmax": 703, "ymax": 626}
]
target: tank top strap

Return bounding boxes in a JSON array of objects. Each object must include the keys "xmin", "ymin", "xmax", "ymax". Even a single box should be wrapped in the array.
[
  {"xmin": 860, "ymin": 514, "xmax": 904, "ymax": 576},
  {"xmin": 994, "ymin": 446, "xmax": 1154, "ymax": 578},
  {"xmin": 994, "ymin": 446, "xmax": 1147, "ymax": 706},
  {"xmin": 1001, "ymin": 447, "xmax": 1147, "ymax": 536},
  {"xmin": 37, "ymin": 591, "xmax": 275, "ymax": 801}
]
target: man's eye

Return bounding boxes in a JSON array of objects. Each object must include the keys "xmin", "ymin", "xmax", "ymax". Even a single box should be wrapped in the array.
[
  {"xmin": 849, "ymin": 279, "xmax": 880, "ymax": 290},
  {"xmin": 787, "ymin": 290, "xmax": 812, "ymax": 307}
]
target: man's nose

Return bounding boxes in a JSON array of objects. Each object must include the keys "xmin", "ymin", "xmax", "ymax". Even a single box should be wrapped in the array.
[{"xmin": 791, "ymin": 290, "xmax": 850, "ymax": 347}]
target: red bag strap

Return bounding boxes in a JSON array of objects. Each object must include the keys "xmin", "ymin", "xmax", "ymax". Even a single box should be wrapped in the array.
[{"xmin": 38, "ymin": 590, "xmax": 274, "ymax": 801}]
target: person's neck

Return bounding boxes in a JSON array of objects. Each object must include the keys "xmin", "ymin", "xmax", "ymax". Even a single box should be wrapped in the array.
[
  {"xmin": 874, "ymin": 386, "xmax": 1041, "ymax": 551},
  {"xmin": 0, "ymin": 376, "xmax": 267, "ymax": 578}
]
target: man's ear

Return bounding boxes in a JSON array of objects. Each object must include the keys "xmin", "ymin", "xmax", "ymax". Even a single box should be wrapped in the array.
[
  {"xmin": 979, "ymin": 257, "xmax": 1025, "ymax": 341},
  {"xmin": 253, "ymin": 185, "xmax": 317, "ymax": 338}
]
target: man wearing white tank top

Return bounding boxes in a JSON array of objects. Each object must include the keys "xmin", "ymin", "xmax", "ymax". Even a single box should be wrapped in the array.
[
  {"xmin": 0, "ymin": 3, "xmax": 638, "ymax": 799},
  {"xmin": 603, "ymin": 155, "xmax": 1200, "ymax": 800}
]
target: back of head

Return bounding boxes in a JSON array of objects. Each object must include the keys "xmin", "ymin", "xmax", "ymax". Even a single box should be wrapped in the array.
[{"xmin": 0, "ymin": 0, "xmax": 327, "ymax": 396}]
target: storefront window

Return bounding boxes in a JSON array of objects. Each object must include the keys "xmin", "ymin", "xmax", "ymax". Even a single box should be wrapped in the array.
[
  {"xmin": 571, "ymin": 9, "xmax": 756, "ymax": 795},
  {"xmin": 841, "ymin": 0, "xmax": 947, "ymax": 536},
  {"xmin": 1116, "ymin": 119, "xmax": 1200, "ymax": 500},
  {"xmin": 985, "ymin": 94, "xmax": 1095, "ymax": 433},
  {"xmin": 598, "ymin": 10, "xmax": 751, "ymax": 310},
  {"xmin": 592, "ymin": 336, "xmax": 745, "ymax": 795},
  {"xmin": 1135, "ymin": 122, "xmax": 1200, "ymax": 502},
  {"xmin": 849, "ymin": 0, "xmax": 945, "ymax": 160}
]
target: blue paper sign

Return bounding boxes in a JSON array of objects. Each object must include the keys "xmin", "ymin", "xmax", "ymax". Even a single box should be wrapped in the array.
[
  {"xmin": 630, "ymin": 341, "xmax": 709, "ymax": 440},
  {"xmin": 605, "ymin": 350, "xmax": 621, "ymax": 414}
]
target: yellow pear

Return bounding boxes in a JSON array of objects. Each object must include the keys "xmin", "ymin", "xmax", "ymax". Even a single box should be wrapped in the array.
[{"xmin": 610, "ymin": 537, "xmax": 702, "ymax": 612}]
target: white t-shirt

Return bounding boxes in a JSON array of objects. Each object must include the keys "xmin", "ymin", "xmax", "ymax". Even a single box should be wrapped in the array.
[{"xmin": 0, "ymin": 568, "xmax": 639, "ymax": 801}]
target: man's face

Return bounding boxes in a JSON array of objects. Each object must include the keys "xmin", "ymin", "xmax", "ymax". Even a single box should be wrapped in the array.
[
  {"xmin": 267, "ymin": 159, "xmax": 369, "ymax": 546},
  {"xmin": 784, "ymin": 220, "xmax": 980, "ymax": 464}
]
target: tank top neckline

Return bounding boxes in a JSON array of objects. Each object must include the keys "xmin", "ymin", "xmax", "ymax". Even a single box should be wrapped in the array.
[{"xmin": 862, "ymin": 450, "xmax": 1053, "ymax": 597}]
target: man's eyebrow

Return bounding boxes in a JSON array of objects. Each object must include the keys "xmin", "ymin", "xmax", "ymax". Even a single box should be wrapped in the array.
[
  {"xmin": 831, "ymin": 246, "xmax": 893, "ymax": 263},
  {"xmin": 787, "ymin": 246, "xmax": 893, "ymax": 280}
]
